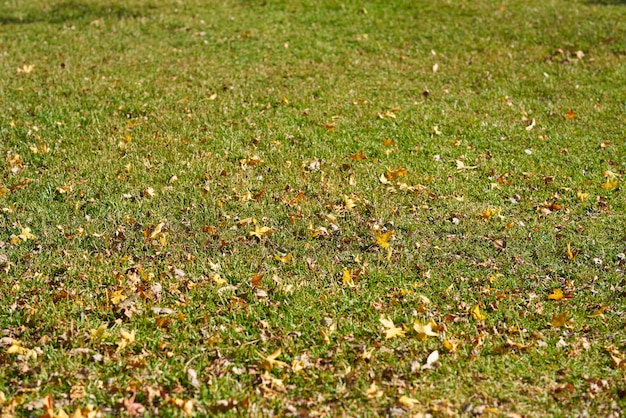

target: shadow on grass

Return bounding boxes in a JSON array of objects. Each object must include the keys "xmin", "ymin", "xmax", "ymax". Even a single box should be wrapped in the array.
[
  {"xmin": 0, "ymin": 0, "xmax": 147, "ymax": 25},
  {"xmin": 585, "ymin": 0, "xmax": 626, "ymax": 4}
]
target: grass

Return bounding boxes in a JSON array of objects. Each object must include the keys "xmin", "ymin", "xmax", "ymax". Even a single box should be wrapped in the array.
[{"xmin": 1, "ymin": 0, "xmax": 625, "ymax": 416}]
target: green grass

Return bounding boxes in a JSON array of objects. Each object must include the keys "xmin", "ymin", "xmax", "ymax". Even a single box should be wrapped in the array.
[{"xmin": 1, "ymin": 0, "xmax": 625, "ymax": 416}]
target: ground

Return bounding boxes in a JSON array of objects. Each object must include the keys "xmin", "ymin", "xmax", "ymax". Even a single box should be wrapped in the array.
[{"xmin": 1, "ymin": 0, "xmax": 625, "ymax": 416}]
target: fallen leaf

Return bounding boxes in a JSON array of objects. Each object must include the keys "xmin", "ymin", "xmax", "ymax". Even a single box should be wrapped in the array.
[
  {"xmin": 18, "ymin": 227, "xmax": 36, "ymax": 241},
  {"xmin": 366, "ymin": 382, "xmax": 383, "ymax": 399},
  {"xmin": 260, "ymin": 348, "xmax": 290, "ymax": 370},
  {"xmin": 421, "ymin": 350, "xmax": 439, "ymax": 370},
  {"xmin": 413, "ymin": 320, "xmax": 439, "ymax": 341},
  {"xmin": 375, "ymin": 230, "xmax": 394, "ymax": 250},
  {"xmin": 250, "ymin": 225, "xmax": 274, "ymax": 239},
  {"xmin": 479, "ymin": 207, "xmax": 499, "ymax": 221},
  {"xmin": 548, "ymin": 289, "xmax": 564, "ymax": 301},
  {"xmin": 17, "ymin": 64, "xmax": 35, "ymax": 74},
  {"xmin": 349, "ymin": 150, "xmax": 367, "ymax": 161},
  {"xmin": 398, "ymin": 395, "xmax": 420, "ymax": 409},
  {"xmin": 471, "ymin": 305, "xmax": 487, "ymax": 321},
  {"xmin": 551, "ymin": 312, "xmax": 569, "ymax": 327},
  {"xmin": 443, "ymin": 339, "xmax": 460, "ymax": 353},
  {"xmin": 380, "ymin": 315, "xmax": 406, "ymax": 339},
  {"xmin": 149, "ymin": 223, "xmax": 165, "ymax": 239},
  {"xmin": 342, "ymin": 268, "xmax": 356, "ymax": 288}
]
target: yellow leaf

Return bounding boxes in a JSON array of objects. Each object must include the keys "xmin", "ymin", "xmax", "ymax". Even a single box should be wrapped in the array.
[
  {"xmin": 274, "ymin": 253, "xmax": 292, "ymax": 264},
  {"xmin": 168, "ymin": 398, "xmax": 194, "ymax": 417},
  {"xmin": 398, "ymin": 395, "xmax": 420, "ymax": 409},
  {"xmin": 249, "ymin": 225, "xmax": 274, "ymax": 239},
  {"xmin": 260, "ymin": 348, "xmax": 290, "ymax": 370},
  {"xmin": 7, "ymin": 342, "xmax": 37, "ymax": 359},
  {"xmin": 548, "ymin": 289, "xmax": 564, "ymax": 301},
  {"xmin": 375, "ymin": 230, "xmax": 394, "ymax": 250},
  {"xmin": 551, "ymin": 312, "xmax": 568, "ymax": 327},
  {"xmin": 17, "ymin": 64, "xmax": 35, "ymax": 74},
  {"xmin": 577, "ymin": 191, "xmax": 588, "ymax": 201},
  {"xmin": 590, "ymin": 306, "xmax": 607, "ymax": 318},
  {"xmin": 601, "ymin": 179, "xmax": 618, "ymax": 190},
  {"xmin": 471, "ymin": 305, "xmax": 487, "ymax": 321},
  {"xmin": 343, "ymin": 195, "xmax": 356, "ymax": 210},
  {"xmin": 342, "ymin": 268, "xmax": 355, "ymax": 288},
  {"xmin": 567, "ymin": 243, "xmax": 575, "ymax": 261},
  {"xmin": 443, "ymin": 338, "xmax": 460, "ymax": 353},
  {"xmin": 89, "ymin": 323, "xmax": 109, "ymax": 340},
  {"xmin": 109, "ymin": 289, "xmax": 127, "ymax": 305},
  {"xmin": 379, "ymin": 315, "xmax": 406, "ymax": 339},
  {"xmin": 116, "ymin": 329, "xmax": 136, "ymax": 351},
  {"xmin": 479, "ymin": 207, "xmax": 499, "ymax": 221},
  {"xmin": 386, "ymin": 168, "xmax": 407, "ymax": 180},
  {"xmin": 413, "ymin": 320, "xmax": 439, "ymax": 341},
  {"xmin": 18, "ymin": 227, "xmax": 36, "ymax": 241},
  {"xmin": 366, "ymin": 382, "xmax": 383, "ymax": 399},
  {"xmin": 0, "ymin": 186, "xmax": 9, "ymax": 198},
  {"xmin": 211, "ymin": 273, "xmax": 228, "ymax": 286},
  {"xmin": 149, "ymin": 222, "xmax": 165, "ymax": 239},
  {"xmin": 120, "ymin": 329, "xmax": 135, "ymax": 343}
]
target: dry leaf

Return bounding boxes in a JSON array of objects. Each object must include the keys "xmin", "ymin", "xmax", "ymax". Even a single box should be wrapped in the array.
[
  {"xmin": 398, "ymin": 395, "xmax": 420, "ymax": 409},
  {"xmin": 260, "ymin": 348, "xmax": 290, "ymax": 370},
  {"xmin": 551, "ymin": 312, "xmax": 568, "ymax": 327},
  {"xmin": 250, "ymin": 225, "xmax": 274, "ymax": 239},
  {"xmin": 375, "ymin": 231, "xmax": 394, "ymax": 250},
  {"xmin": 380, "ymin": 315, "xmax": 406, "ymax": 339},
  {"xmin": 413, "ymin": 320, "xmax": 438, "ymax": 341},
  {"xmin": 548, "ymin": 289, "xmax": 564, "ymax": 301},
  {"xmin": 471, "ymin": 305, "xmax": 487, "ymax": 321},
  {"xmin": 342, "ymin": 268, "xmax": 356, "ymax": 288}
]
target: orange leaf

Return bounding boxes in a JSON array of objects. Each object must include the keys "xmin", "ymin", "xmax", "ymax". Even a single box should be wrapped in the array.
[
  {"xmin": 251, "ymin": 274, "xmax": 264, "ymax": 288},
  {"xmin": 551, "ymin": 312, "xmax": 568, "ymax": 327}
]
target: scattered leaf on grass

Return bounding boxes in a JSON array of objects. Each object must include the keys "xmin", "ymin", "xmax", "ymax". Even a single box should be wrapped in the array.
[
  {"xmin": 551, "ymin": 312, "xmax": 569, "ymax": 327},
  {"xmin": 479, "ymin": 207, "xmax": 499, "ymax": 221},
  {"xmin": 548, "ymin": 289, "xmax": 564, "ymax": 301},
  {"xmin": 471, "ymin": 305, "xmax": 487, "ymax": 321},
  {"xmin": 375, "ymin": 231, "xmax": 394, "ymax": 250},
  {"xmin": 413, "ymin": 320, "xmax": 439, "ymax": 341},
  {"xmin": 398, "ymin": 395, "xmax": 420, "ymax": 409},
  {"xmin": 342, "ymin": 268, "xmax": 356, "ymax": 288},
  {"xmin": 260, "ymin": 349, "xmax": 290, "ymax": 370},
  {"xmin": 250, "ymin": 225, "xmax": 274, "ymax": 239},
  {"xmin": 380, "ymin": 316, "xmax": 406, "ymax": 339}
]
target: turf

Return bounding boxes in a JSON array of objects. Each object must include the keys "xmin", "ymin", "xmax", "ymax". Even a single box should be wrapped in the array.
[{"xmin": 1, "ymin": 0, "xmax": 625, "ymax": 416}]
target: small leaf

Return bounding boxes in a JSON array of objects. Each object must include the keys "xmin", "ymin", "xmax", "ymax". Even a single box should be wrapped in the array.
[
  {"xmin": 413, "ymin": 320, "xmax": 439, "ymax": 341},
  {"xmin": 379, "ymin": 315, "xmax": 406, "ymax": 339},
  {"xmin": 548, "ymin": 289, "xmax": 564, "ymax": 301},
  {"xmin": 342, "ymin": 268, "xmax": 356, "ymax": 288},
  {"xmin": 471, "ymin": 305, "xmax": 487, "ymax": 321},
  {"xmin": 375, "ymin": 230, "xmax": 394, "ymax": 250},
  {"xmin": 260, "ymin": 348, "xmax": 290, "ymax": 370},
  {"xmin": 250, "ymin": 225, "xmax": 274, "ymax": 239},
  {"xmin": 18, "ymin": 227, "xmax": 36, "ymax": 241},
  {"xmin": 567, "ymin": 243, "xmax": 575, "ymax": 261},
  {"xmin": 398, "ymin": 395, "xmax": 420, "ymax": 409},
  {"xmin": 479, "ymin": 207, "xmax": 499, "ymax": 221},
  {"xmin": 551, "ymin": 312, "xmax": 568, "ymax": 327}
]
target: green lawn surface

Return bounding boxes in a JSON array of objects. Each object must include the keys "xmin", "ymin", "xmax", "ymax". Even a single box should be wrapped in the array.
[{"xmin": 1, "ymin": 0, "xmax": 625, "ymax": 416}]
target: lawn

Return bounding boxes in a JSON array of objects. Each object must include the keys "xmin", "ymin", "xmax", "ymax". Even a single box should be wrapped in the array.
[{"xmin": 1, "ymin": 0, "xmax": 625, "ymax": 416}]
